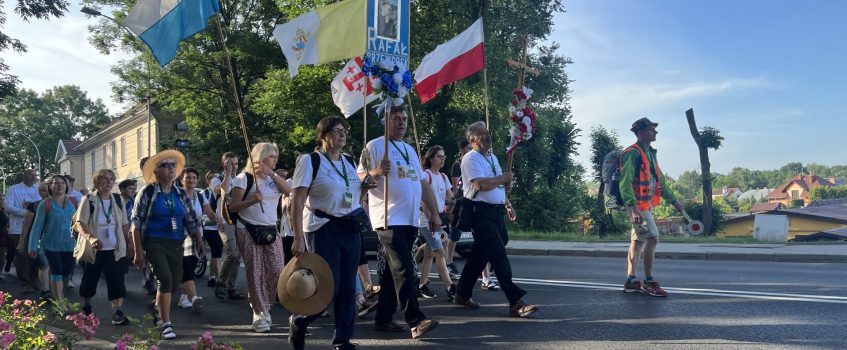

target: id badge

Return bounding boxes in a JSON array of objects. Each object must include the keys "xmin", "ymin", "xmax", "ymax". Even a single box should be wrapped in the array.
[
  {"xmin": 171, "ymin": 217, "xmax": 178, "ymax": 232},
  {"xmin": 397, "ymin": 163, "xmax": 407, "ymax": 179},
  {"xmin": 408, "ymin": 168, "xmax": 418, "ymax": 181},
  {"xmin": 343, "ymin": 191, "xmax": 353, "ymax": 208}
]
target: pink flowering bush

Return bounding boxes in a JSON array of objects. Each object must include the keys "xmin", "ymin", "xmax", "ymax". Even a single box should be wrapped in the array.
[
  {"xmin": 191, "ymin": 331, "xmax": 242, "ymax": 350},
  {"xmin": 0, "ymin": 291, "xmax": 76, "ymax": 349}
]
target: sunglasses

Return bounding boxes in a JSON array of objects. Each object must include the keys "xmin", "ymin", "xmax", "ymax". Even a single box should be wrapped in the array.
[{"xmin": 158, "ymin": 162, "xmax": 177, "ymax": 169}]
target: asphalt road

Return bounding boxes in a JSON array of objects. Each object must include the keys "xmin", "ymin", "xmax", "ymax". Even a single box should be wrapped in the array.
[{"xmin": 4, "ymin": 255, "xmax": 847, "ymax": 349}]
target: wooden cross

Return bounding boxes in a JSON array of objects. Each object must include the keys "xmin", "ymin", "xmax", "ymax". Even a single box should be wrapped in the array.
[{"xmin": 506, "ymin": 36, "xmax": 541, "ymax": 89}]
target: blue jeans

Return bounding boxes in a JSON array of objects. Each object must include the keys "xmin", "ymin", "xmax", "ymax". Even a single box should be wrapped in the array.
[{"xmin": 306, "ymin": 219, "xmax": 361, "ymax": 345}]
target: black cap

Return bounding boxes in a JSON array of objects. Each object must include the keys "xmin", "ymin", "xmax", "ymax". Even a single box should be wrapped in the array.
[{"xmin": 630, "ymin": 117, "xmax": 659, "ymax": 133}]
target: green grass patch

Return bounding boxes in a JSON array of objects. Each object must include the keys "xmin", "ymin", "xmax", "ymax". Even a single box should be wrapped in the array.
[{"xmin": 509, "ymin": 230, "xmax": 763, "ymax": 244}]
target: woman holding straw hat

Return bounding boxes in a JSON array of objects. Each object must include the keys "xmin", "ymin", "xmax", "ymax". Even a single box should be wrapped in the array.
[
  {"xmin": 130, "ymin": 149, "xmax": 199, "ymax": 340},
  {"xmin": 288, "ymin": 116, "xmax": 365, "ymax": 350},
  {"xmin": 228, "ymin": 142, "xmax": 291, "ymax": 333}
]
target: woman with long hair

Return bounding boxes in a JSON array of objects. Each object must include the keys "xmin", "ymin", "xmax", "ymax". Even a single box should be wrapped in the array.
[
  {"xmin": 416, "ymin": 145, "xmax": 457, "ymax": 301},
  {"xmin": 229, "ymin": 142, "xmax": 291, "ymax": 332},
  {"xmin": 177, "ymin": 167, "xmax": 217, "ymax": 312},
  {"xmin": 27, "ymin": 175, "xmax": 76, "ymax": 301},
  {"xmin": 76, "ymin": 169, "xmax": 131, "ymax": 325},
  {"xmin": 130, "ymin": 150, "xmax": 200, "ymax": 340}
]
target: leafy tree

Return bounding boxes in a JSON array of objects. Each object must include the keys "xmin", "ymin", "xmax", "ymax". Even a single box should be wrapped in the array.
[
  {"xmin": 674, "ymin": 170, "xmax": 702, "ymax": 200},
  {"xmin": 0, "ymin": 0, "xmax": 69, "ymax": 97},
  {"xmin": 738, "ymin": 197, "xmax": 756, "ymax": 212},
  {"xmin": 0, "ymin": 85, "xmax": 111, "ymax": 177},
  {"xmin": 586, "ymin": 126, "xmax": 621, "ymax": 237},
  {"xmin": 809, "ymin": 186, "xmax": 847, "ymax": 201}
]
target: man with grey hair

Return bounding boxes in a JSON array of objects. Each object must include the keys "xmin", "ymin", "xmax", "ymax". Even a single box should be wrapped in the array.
[
  {"xmin": 453, "ymin": 121, "xmax": 538, "ymax": 318},
  {"xmin": 4, "ymin": 169, "xmax": 41, "ymax": 291}
]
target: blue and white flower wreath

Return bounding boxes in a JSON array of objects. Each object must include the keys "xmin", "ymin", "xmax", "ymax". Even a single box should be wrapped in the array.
[{"xmin": 361, "ymin": 58, "xmax": 413, "ymax": 117}]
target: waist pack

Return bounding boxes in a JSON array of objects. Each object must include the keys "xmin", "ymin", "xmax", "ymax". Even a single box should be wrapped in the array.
[
  {"xmin": 242, "ymin": 220, "xmax": 277, "ymax": 245},
  {"xmin": 314, "ymin": 207, "xmax": 371, "ymax": 235}
]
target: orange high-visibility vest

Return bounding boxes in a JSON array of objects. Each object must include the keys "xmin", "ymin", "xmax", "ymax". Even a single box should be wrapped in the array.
[{"xmin": 622, "ymin": 143, "xmax": 661, "ymax": 211}]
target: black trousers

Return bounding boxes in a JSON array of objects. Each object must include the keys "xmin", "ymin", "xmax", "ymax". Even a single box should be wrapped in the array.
[
  {"xmin": 282, "ymin": 236, "xmax": 294, "ymax": 266},
  {"xmin": 79, "ymin": 250, "xmax": 128, "ymax": 301},
  {"xmin": 374, "ymin": 225, "xmax": 426, "ymax": 326},
  {"xmin": 457, "ymin": 202, "xmax": 526, "ymax": 305}
]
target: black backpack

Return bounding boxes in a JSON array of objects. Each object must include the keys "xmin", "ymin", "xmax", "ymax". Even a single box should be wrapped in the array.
[
  {"xmin": 307, "ymin": 151, "xmax": 356, "ymax": 194},
  {"xmin": 222, "ymin": 173, "xmax": 253, "ymax": 226}
]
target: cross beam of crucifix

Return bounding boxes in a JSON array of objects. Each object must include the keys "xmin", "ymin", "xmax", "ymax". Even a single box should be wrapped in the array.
[{"xmin": 506, "ymin": 36, "xmax": 540, "ymax": 89}]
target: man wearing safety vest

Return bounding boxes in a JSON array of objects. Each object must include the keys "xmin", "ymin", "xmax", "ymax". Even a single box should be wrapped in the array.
[{"xmin": 619, "ymin": 117, "xmax": 689, "ymax": 297}]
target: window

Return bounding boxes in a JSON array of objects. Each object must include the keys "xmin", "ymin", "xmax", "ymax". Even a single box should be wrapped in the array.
[
  {"xmin": 111, "ymin": 141, "xmax": 117, "ymax": 170},
  {"xmin": 791, "ymin": 190, "xmax": 800, "ymax": 199},
  {"xmin": 137, "ymin": 128, "xmax": 144, "ymax": 159},
  {"xmin": 90, "ymin": 151, "xmax": 96, "ymax": 176},
  {"xmin": 102, "ymin": 146, "xmax": 108, "ymax": 169},
  {"xmin": 120, "ymin": 137, "xmax": 126, "ymax": 166}
]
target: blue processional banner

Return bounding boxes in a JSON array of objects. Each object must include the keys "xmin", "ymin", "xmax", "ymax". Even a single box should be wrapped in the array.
[{"xmin": 365, "ymin": 0, "xmax": 409, "ymax": 66}]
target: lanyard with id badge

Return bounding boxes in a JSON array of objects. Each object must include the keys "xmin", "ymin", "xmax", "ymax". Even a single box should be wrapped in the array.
[
  {"xmin": 322, "ymin": 153, "xmax": 354, "ymax": 208},
  {"xmin": 390, "ymin": 140, "xmax": 418, "ymax": 181},
  {"xmin": 485, "ymin": 153, "xmax": 503, "ymax": 189},
  {"xmin": 163, "ymin": 191, "xmax": 179, "ymax": 232}
]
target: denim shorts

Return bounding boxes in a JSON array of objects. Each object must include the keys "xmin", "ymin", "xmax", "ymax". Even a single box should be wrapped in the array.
[{"xmin": 418, "ymin": 227, "xmax": 444, "ymax": 252}]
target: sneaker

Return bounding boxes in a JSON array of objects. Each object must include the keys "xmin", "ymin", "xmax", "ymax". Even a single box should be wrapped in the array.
[
  {"xmin": 357, "ymin": 298, "xmax": 378, "ymax": 317},
  {"xmin": 333, "ymin": 342, "xmax": 358, "ymax": 350},
  {"xmin": 112, "ymin": 310, "xmax": 129, "ymax": 325},
  {"xmin": 418, "ymin": 283, "xmax": 436, "ymax": 299},
  {"xmin": 160, "ymin": 323, "xmax": 176, "ymax": 340},
  {"xmin": 228, "ymin": 290, "xmax": 246, "ymax": 300},
  {"xmin": 214, "ymin": 284, "xmax": 227, "ymax": 299},
  {"xmin": 38, "ymin": 291, "xmax": 52, "ymax": 303},
  {"xmin": 82, "ymin": 304, "xmax": 93, "ymax": 316},
  {"xmin": 410, "ymin": 319, "xmax": 439, "ymax": 339},
  {"xmin": 640, "ymin": 280, "xmax": 668, "ymax": 297},
  {"xmin": 453, "ymin": 294, "xmax": 480, "ymax": 310},
  {"xmin": 67, "ymin": 279, "xmax": 76, "ymax": 288},
  {"xmin": 508, "ymin": 300, "xmax": 538, "ymax": 318},
  {"xmin": 262, "ymin": 311, "xmax": 272, "ymax": 326},
  {"xmin": 480, "ymin": 280, "xmax": 499, "ymax": 291},
  {"xmin": 288, "ymin": 315, "xmax": 308, "ymax": 350},
  {"xmin": 623, "ymin": 279, "xmax": 642, "ymax": 293},
  {"xmin": 206, "ymin": 277, "xmax": 216, "ymax": 288},
  {"xmin": 191, "ymin": 296, "xmax": 204, "ymax": 313},
  {"xmin": 178, "ymin": 295, "xmax": 192, "ymax": 309},
  {"xmin": 446, "ymin": 263, "xmax": 459, "ymax": 275},
  {"xmin": 252, "ymin": 314, "xmax": 270, "ymax": 333},
  {"xmin": 446, "ymin": 284, "xmax": 457, "ymax": 303}
]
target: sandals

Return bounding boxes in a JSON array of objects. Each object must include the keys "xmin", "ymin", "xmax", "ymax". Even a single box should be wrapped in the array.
[
  {"xmin": 480, "ymin": 281, "xmax": 500, "ymax": 291},
  {"xmin": 160, "ymin": 323, "xmax": 176, "ymax": 339}
]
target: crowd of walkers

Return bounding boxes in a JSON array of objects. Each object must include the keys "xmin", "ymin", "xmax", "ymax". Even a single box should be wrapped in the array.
[{"xmin": 0, "ymin": 111, "xmax": 557, "ymax": 350}]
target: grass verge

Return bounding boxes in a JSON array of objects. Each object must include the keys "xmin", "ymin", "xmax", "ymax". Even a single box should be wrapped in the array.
[{"xmin": 509, "ymin": 230, "xmax": 763, "ymax": 244}]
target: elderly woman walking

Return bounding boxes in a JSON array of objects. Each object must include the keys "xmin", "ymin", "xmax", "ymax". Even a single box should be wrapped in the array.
[
  {"xmin": 130, "ymin": 150, "xmax": 199, "ymax": 340},
  {"xmin": 177, "ymin": 167, "xmax": 215, "ymax": 312},
  {"xmin": 28, "ymin": 175, "xmax": 77, "ymax": 301},
  {"xmin": 229, "ymin": 142, "xmax": 292, "ymax": 333},
  {"xmin": 75, "ymin": 169, "xmax": 131, "ymax": 325}
]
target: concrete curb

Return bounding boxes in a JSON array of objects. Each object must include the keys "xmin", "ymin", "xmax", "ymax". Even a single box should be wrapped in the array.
[{"xmin": 505, "ymin": 248, "xmax": 847, "ymax": 263}]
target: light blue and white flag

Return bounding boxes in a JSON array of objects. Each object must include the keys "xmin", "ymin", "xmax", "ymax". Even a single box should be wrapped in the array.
[{"xmin": 123, "ymin": 0, "xmax": 221, "ymax": 66}]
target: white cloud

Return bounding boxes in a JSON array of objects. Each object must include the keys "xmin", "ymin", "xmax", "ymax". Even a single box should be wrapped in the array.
[{"xmin": 3, "ymin": 2, "xmax": 130, "ymax": 114}]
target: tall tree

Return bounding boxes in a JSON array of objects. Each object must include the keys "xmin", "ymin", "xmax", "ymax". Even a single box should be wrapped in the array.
[
  {"xmin": 0, "ymin": 85, "xmax": 111, "ymax": 177},
  {"xmin": 587, "ymin": 126, "xmax": 621, "ymax": 237},
  {"xmin": 685, "ymin": 108, "xmax": 724, "ymax": 236},
  {"xmin": 0, "ymin": 0, "xmax": 69, "ymax": 97}
]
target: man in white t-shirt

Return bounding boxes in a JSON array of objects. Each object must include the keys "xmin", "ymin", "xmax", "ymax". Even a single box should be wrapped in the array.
[
  {"xmin": 453, "ymin": 121, "xmax": 538, "ymax": 318},
  {"xmin": 357, "ymin": 105, "xmax": 441, "ymax": 339},
  {"xmin": 209, "ymin": 152, "xmax": 245, "ymax": 300},
  {"xmin": 4, "ymin": 169, "xmax": 41, "ymax": 288}
]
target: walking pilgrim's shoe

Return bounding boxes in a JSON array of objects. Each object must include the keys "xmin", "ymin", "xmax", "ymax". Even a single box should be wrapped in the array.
[
  {"xmin": 453, "ymin": 294, "xmax": 481, "ymax": 310},
  {"xmin": 411, "ymin": 319, "xmax": 439, "ymax": 339},
  {"xmin": 374, "ymin": 320, "xmax": 407, "ymax": 332},
  {"xmin": 623, "ymin": 279, "xmax": 642, "ymax": 293},
  {"xmin": 640, "ymin": 280, "xmax": 668, "ymax": 297},
  {"xmin": 509, "ymin": 300, "xmax": 539, "ymax": 318},
  {"xmin": 480, "ymin": 280, "xmax": 500, "ymax": 291}
]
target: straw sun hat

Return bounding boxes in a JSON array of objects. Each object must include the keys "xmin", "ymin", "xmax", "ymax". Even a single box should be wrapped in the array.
[
  {"xmin": 141, "ymin": 149, "xmax": 185, "ymax": 183},
  {"xmin": 277, "ymin": 252, "xmax": 334, "ymax": 316}
]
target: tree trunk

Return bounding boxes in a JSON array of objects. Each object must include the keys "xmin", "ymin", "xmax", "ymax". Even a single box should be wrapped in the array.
[
  {"xmin": 596, "ymin": 180, "xmax": 607, "ymax": 238},
  {"xmin": 685, "ymin": 108, "xmax": 713, "ymax": 235}
]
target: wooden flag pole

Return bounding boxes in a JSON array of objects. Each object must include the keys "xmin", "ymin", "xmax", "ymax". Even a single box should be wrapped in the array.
[
  {"xmin": 213, "ymin": 16, "xmax": 263, "ymax": 211},
  {"xmin": 383, "ymin": 107, "xmax": 390, "ymax": 230}
]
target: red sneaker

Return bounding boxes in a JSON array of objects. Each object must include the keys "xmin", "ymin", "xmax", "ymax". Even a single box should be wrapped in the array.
[
  {"xmin": 640, "ymin": 280, "xmax": 668, "ymax": 297},
  {"xmin": 623, "ymin": 279, "xmax": 641, "ymax": 293}
]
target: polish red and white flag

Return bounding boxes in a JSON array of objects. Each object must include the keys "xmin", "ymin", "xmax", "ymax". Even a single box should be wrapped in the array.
[
  {"xmin": 413, "ymin": 18, "xmax": 485, "ymax": 104},
  {"xmin": 331, "ymin": 56, "xmax": 381, "ymax": 117}
]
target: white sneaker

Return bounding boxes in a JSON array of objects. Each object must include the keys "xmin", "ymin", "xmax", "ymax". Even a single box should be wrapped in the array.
[
  {"xmin": 262, "ymin": 311, "xmax": 272, "ymax": 326},
  {"xmin": 67, "ymin": 280, "xmax": 76, "ymax": 288},
  {"xmin": 191, "ymin": 296, "xmax": 203, "ymax": 313},
  {"xmin": 178, "ymin": 295, "xmax": 192, "ymax": 309},
  {"xmin": 252, "ymin": 314, "xmax": 270, "ymax": 333}
]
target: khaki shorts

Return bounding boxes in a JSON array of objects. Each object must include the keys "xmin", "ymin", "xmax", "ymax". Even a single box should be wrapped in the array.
[{"xmin": 631, "ymin": 210, "xmax": 660, "ymax": 242}]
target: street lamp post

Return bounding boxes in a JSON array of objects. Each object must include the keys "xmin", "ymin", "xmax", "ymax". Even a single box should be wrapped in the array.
[
  {"xmin": 81, "ymin": 6, "xmax": 153, "ymax": 158},
  {"xmin": 0, "ymin": 126, "xmax": 43, "ymax": 181}
]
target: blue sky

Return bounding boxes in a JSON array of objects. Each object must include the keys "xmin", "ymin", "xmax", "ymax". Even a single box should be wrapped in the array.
[{"xmin": 4, "ymin": 1, "xmax": 846, "ymax": 177}]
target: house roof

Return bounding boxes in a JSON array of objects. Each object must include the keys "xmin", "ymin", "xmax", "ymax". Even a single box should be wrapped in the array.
[
  {"xmin": 766, "ymin": 175, "xmax": 835, "ymax": 200},
  {"xmin": 750, "ymin": 202, "xmax": 781, "ymax": 213},
  {"xmin": 738, "ymin": 188, "xmax": 772, "ymax": 202},
  {"xmin": 55, "ymin": 139, "xmax": 84, "ymax": 162},
  {"xmin": 807, "ymin": 198, "xmax": 847, "ymax": 208},
  {"xmin": 723, "ymin": 203, "xmax": 847, "ymax": 225}
]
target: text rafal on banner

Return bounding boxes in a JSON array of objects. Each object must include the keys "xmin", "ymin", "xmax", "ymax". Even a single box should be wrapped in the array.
[{"xmin": 365, "ymin": 0, "xmax": 409, "ymax": 66}]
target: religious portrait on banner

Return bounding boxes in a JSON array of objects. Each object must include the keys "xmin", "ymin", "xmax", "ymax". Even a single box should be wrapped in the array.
[{"xmin": 376, "ymin": 0, "xmax": 398, "ymax": 39}]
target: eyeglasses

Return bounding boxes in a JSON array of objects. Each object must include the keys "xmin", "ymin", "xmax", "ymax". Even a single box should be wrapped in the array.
[
  {"xmin": 158, "ymin": 162, "xmax": 177, "ymax": 169},
  {"xmin": 434, "ymin": 155, "xmax": 446, "ymax": 159},
  {"xmin": 329, "ymin": 127, "xmax": 349, "ymax": 135}
]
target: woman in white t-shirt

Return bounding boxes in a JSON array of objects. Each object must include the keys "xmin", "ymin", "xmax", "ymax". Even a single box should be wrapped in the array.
[
  {"xmin": 228, "ymin": 142, "xmax": 292, "ymax": 333},
  {"xmin": 289, "ymin": 116, "xmax": 363, "ymax": 349},
  {"xmin": 416, "ymin": 145, "xmax": 457, "ymax": 301}
]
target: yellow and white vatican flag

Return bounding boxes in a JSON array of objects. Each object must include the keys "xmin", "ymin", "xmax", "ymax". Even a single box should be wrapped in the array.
[{"xmin": 272, "ymin": 0, "xmax": 367, "ymax": 77}]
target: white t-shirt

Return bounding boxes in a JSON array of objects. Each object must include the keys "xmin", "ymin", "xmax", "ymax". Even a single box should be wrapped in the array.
[
  {"xmin": 419, "ymin": 170, "xmax": 451, "ymax": 226},
  {"xmin": 294, "ymin": 153, "xmax": 362, "ymax": 233},
  {"xmin": 209, "ymin": 174, "xmax": 233, "ymax": 218},
  {"xmin": 97, "ymin": 199, "xmax": 117, "ymax": 251},
  {"xmin": 462, "ymin": 150, "xmax": 506, "ymax": 205},
  {"xmin": 231, "ymin": 173, "xmax": 282, "ymax": 227},
  {"xmin": 280, "ymin": 178, "xmax": 294, "ymax": 237},
  {"xmin": 357, "ymin": 136, "xmax": 423, "ymax": 228},
  {"xmin": 200, "ymin": 189, "xmax": 217, "ymax": 231},
  {"xmin": 183, "ymin": 191, "xmax": 204, "ymax": 256}
]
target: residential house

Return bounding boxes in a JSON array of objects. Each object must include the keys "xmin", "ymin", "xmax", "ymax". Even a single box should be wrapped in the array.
[
  {"xmin": 55, "ymin": 140, "xmax": 85, "ymax": 186},
  {"xmin": 828, "ymin": 177, "xmax": 845, "ymax": 186},
  {"xmin": 765, "ymin": 175, "xmax": 834, "ymax": 207},
  {"xmin": 749, "ymin": 202, "xmax": 782, "ymax": 213},
  {"xmin": 711, "ymin": 187, "xmax": 743, "ymax": 201},
  {"xmin": 721, "ymin": 204, "xmax": 847, "ymax": 241},
  {"xmin": 737, "ymin": 188, "xmax": 772, "ymax": 203},
  {"xmin": 57, "ymin": 101, "xmax": 184, "ymax": 190}
]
